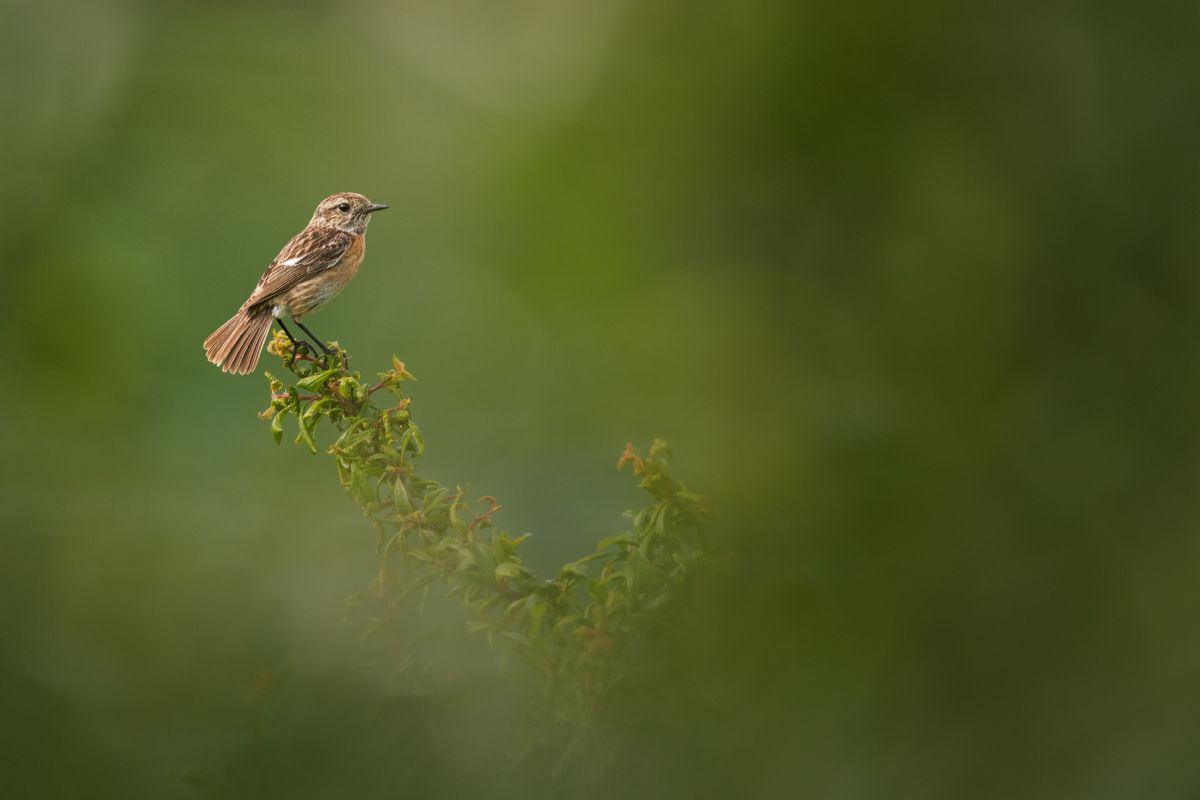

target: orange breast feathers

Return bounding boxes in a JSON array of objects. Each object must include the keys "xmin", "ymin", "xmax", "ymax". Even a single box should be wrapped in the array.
[{"xmin": 333, "ymin": 234, "xmax": 366, "ymax": 286}]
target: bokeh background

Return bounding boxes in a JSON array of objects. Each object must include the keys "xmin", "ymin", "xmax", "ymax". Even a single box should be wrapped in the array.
[{"xmin": 4, "ymin": 0, "xmax": 1200, "ymax": 797}]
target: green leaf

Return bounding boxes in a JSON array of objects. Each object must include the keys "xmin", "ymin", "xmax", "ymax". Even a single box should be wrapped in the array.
[
  {"xmin": 596, "ymin": 532, "xmax": 635, "ymax": 550},
  {"xmin": 478, "ymin": 593, "xmax": 506, "ymax": 612},
  {"xmin": 455, "ymin": 548, "xmax": 477, "ymax": 569},
  {"xmin": 449, "ymin": 503, "xmax": 469, "ymax": 536},
  {"xmin": 558, "ymin": 552, "xmax": 604, "ymax": 582},
  {"xmin": 495, "ymin": 561, "xmax": 523, "ymax": 581},
  {"xmin": 348, "ymin": 463, "xmax": 374, "ymax": 505},
  {"xmin": 392, "ymin": 478, "xmax": 413, "ymax": 515},
  {"xmin": 529, "ymin": 603, "xmax": 548, "ymax": 636},
  {"xmin": 335, "ymin": 458, "xmax": 351, "ymax": 489},
  {"xmin": 270, "ymin": 409, "xmax": 285, "ymax": 444},
  {"xmin": 300, "ymin": 396, "xmax": 329, "ymax": 423},
  {"xmin": 295, "ymin": 417, "xmax": 317, "ymax": 454},
  {"xmin": 387, "ymin": 356, "xmax": 415, "ymax": 381},
  {"xmin": 506, "ymin": 596, "xmax": 532, "ymax": 618},
  {"xmin": 296, "ymin": 368, "xmax": 340, "ymax": 390},
  {"xmin": 649, "ymin": 438, "xmax": 671, "ymax": 461}
]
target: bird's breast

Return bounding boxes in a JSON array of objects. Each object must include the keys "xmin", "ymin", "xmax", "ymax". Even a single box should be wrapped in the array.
[{"xmin": 281, "ymin": 234, "xmax": 366, "ymax": 317}]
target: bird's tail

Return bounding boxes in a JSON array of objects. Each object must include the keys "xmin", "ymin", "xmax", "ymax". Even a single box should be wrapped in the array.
[{"xmin": 203, "ymin": 308, "xmax": 275, "ymax": 375}]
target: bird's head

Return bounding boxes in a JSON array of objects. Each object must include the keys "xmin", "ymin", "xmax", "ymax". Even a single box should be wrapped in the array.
[{"xmin": 310, "ymin": 192, "xmax": 389, "ymax": 234}]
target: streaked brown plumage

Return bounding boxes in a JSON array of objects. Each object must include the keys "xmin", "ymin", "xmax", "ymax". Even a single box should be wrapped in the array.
[{"xmin": 203, "ymin": 192, "xmax": 388, "ymax": 374}]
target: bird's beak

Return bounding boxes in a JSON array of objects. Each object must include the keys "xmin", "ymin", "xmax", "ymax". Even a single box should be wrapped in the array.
[{"xmin": 365, "ymin": 203, "xmax": 389, "ymax": 214}]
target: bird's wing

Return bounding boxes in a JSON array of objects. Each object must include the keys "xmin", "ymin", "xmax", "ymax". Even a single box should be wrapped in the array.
[{"xmin": 243, "ymin": 227, "xmax": 354, "ymax": 310}]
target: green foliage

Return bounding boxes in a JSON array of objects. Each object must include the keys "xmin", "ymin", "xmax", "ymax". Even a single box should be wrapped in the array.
[{"xmin": 259, "ymin": 331, "xmax": 708, "ymax": 776}]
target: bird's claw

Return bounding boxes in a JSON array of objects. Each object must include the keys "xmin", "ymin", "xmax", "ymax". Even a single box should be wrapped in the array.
[{"xmin": 282, "ymin": 340, "xmax": 309, "ymax": 366}]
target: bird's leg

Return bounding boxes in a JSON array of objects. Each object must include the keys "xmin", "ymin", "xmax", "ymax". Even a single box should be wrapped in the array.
[
  {"xmin": 294, "ymin": 319, "xmax": 336, "ymax": 356},
  {"xmin": 295, "ymin": 319, "xmax": 349, "ymax": 369},
  {"xmin": 275, "ymin": 318, "xmax": 311, "ymax": 357}
]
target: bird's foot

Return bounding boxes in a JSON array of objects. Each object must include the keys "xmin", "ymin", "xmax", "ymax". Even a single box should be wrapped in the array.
[
  {"xmin": 316, "ymin": 342, "xmax": 348, "ymax": 370},
  {"xmin": 283, "ymin": 340, "xmax": 310, "ymax": 366},
  {"xmin": 316, "ymin": 347, "xmax": 342, "ymax": 370}
]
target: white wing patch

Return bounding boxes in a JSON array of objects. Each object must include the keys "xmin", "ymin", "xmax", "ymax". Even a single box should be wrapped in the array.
[{"xmin": 281, "ymin": 256, "xmax": 304, "ymax": 267}]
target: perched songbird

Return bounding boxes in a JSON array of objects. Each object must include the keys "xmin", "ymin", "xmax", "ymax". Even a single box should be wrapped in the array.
[{"xmin": 203, "ymin": 192, "xmax": 388, "ymax": 374}]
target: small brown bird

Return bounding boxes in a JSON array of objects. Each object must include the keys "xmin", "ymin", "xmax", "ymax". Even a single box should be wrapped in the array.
[{"xmin": 203, "ymin": 192, "xmax": 388, "ymax": 374}]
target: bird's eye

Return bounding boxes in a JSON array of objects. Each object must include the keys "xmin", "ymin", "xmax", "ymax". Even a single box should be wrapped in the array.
[{"xmin": 337, "ymin": 202, "xmax": 351, "ymax": 213}]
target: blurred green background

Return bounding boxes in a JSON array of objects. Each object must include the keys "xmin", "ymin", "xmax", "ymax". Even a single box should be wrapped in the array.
[{"xmin": 4, "ymin": 0, "xmax": 1200, "ymax": 797}]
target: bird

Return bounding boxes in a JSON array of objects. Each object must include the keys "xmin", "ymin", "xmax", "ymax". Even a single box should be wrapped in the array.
[{"xmin": 203, "ymin": 192, "xmax": 388, "ymax": 374}]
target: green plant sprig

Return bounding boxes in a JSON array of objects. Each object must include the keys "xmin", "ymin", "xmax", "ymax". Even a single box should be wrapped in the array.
[{"xmin": 258, "ymin": 330, "xmax": 707, "ymax": 770}]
